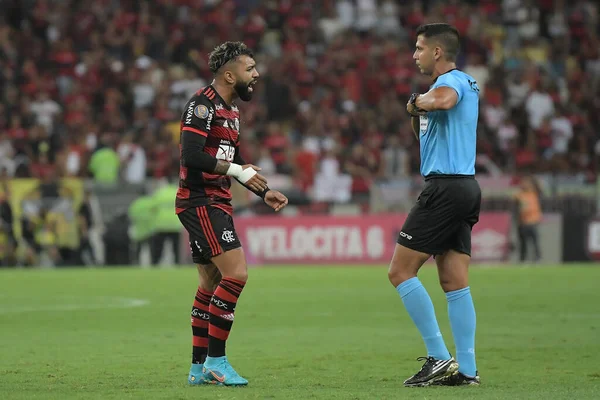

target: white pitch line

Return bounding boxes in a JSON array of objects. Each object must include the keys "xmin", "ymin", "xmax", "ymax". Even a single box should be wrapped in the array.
[{"xmin": 0, "ymin": 297, "xmax": 150, "ymax": 315}]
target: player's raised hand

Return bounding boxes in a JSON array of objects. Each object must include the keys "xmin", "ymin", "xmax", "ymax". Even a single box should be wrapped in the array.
[{"xmin": 263, "ymin": 190, "xmax": 288, "ymax": 212}]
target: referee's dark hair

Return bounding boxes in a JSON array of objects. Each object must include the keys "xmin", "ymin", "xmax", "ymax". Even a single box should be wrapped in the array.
[
  {"xmin": 416, "ymin": 23, "xmax": 460, "ymax": 62},
  {"xmin": 208, "ymin": 41, "xmax": 254, "ymax": 74}
]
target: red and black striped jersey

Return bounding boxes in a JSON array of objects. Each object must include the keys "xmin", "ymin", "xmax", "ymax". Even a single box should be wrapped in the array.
[{"xmin": 176, "ymin": 85, "xmax": 242, "ymax": 215}]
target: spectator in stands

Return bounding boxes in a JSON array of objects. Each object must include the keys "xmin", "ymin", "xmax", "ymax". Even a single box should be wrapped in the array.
[
  {"xmin": 344, "ymin": 142, "xmax": 379, "ymax": 201},
  {"xmin": 381, "ymin": 134, "xmax": 410, "ymax": 180},
  {"xmin": 0, "ymin": 0, "xmax": 598, "ymax": 218},
  {"xmin": 88, "ymin": 133, "xmax": 120, "ymax": 185},
  {"xmin": 21, "ymin": 207, "xmax": 61, "ymax": 267},
  {"xmin": 514, "ymin": 176, "xmax": 543, "ymax": 263},
  {"xmin": 77, "ymin": 190, "xmax": 97, "ymax": 265},
  {"xmin": 148, "ymin": 182, "xmax": 181, "ymax": 266},
  {"xmin": 117, "ymin": 132, "xmax": 147, "ymax": 184},
  {"xmin": 0, "ymin": 185, "xmax": 16, "ymax": 267}
]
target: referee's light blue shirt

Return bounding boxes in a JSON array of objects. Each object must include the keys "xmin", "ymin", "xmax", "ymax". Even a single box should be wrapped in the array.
[{"xmin": 419, "ymin": 69, "xmax": 479, "ymax": 177}]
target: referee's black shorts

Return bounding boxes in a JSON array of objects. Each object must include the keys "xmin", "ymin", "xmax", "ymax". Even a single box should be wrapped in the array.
[{"xmin": 397, "ymin": 175, "xmax": 481, "ymax": 256}]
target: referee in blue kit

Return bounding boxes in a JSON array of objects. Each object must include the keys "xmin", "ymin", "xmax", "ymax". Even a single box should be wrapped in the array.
[{"xmin": 388, "ymin": 23, "xmax": 482, "ymax": 387}]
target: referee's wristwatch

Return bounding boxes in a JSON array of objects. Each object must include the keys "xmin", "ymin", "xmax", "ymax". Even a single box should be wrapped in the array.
[{"xmin": 408, "ymin": 93, "xmax": 423, "ymax": 116}]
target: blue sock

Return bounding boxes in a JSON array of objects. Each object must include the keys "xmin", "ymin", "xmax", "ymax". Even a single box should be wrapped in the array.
[
  {"xmin": 446, "ymin": 287, "xmax": 477, "ymax": 377},
  {"xmin": 396, "ymin": 277, "xmax": 451, "ymax": 360}
]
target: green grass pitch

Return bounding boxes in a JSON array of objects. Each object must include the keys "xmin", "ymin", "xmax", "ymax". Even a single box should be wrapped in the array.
[{"xmin": 1, "ymin": 264, "xmax": 599, "ymax": 400}]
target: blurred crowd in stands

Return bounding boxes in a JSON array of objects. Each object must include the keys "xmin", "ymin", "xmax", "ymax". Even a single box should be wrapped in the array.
[{"xmin": 1, "ymin": 0, "xmax": 599, "ymax": 202}]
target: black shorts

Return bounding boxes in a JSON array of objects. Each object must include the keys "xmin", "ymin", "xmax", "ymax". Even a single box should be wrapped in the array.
[
  {"xmin": 178, "ymin": 205, "xmax": 241, "ymax": 264},
  {"xmin": 397, "ymin": 175, "xmax": 481, "ymax": 256}
]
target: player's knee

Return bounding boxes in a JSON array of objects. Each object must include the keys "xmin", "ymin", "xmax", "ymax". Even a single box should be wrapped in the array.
[
  {"xmin": 224, "ymin": 264, "xmax": 248, "ymax": 283},
  {"xmin": 199, "ymin": 279, "xmax": 220, "ymax": 292},
  {"xmin": 387, "ymin": 266, "xmax": 415, "ymax": 288},
  {"xmin": 438, "ymin": 275, "xmax": 467, "ymax": 292},
  {"xmin": 438, "ymin": 275, "xmax": 453, "ymax": 292}
]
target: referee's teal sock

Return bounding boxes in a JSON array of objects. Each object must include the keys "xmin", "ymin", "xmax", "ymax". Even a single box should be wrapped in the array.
[
  {"xmin": 446, "ymin": 287, "xmax": 477, "ymax": 377},
  {"xmin": 397, "ymin": 277, "xmax": 451, "ymax": 360}
]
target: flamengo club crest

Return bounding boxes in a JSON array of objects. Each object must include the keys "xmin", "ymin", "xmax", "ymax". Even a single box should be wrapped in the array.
[{"xmin": 222, "ymin": 229, "xmax": 235, "ymax": 243}]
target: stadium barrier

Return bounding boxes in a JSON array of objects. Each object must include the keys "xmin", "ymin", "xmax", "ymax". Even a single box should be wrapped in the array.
[{"xmin": 180, "ymin": 213, "xmax": 511, "ymax": 265}]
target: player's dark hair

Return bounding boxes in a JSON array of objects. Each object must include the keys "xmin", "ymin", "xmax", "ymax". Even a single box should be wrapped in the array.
[
  {"xmin": 416, "ymin": 23, "xmax": 460, "ymax": 62},
  {"xmin": 208, "ymin": 42, "xmax": 254, "ymax": 74}
]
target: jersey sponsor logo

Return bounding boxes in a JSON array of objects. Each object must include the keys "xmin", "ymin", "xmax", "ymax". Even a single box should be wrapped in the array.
[
  {"xmin": 419, "ymin": 115, "xmax": 429, "ymax": 133},
  {"xmin": 191, "ymin": 308, "xmax": 210, "ymax": 320},
  {"xmin": 222, "ymin": 118, "xmax": 240, "ymax": 132},
  {"xmin": 211, "ymin": 298, "xmax": 229, "ymax": 310},
  {"xmin": 231, "ymin": 105, "xmax": 239, "ymax": 112},
  {"xmin": 222, "ymin": 229, "xmax": 235, "ymax": 243},
  {"xmin": 185, "ymin": 101, "xmax": 196, "ymax": 125},
  {"xmin": 194, "ymin": 104, "xmax": 209, "ymax": 119},
  {"xmin": 222, "ymin": 119, "xmax": 239, "ymax": 131},
  {"xmin": 216, "ymin": 144, "xmax": 235, "ymax": 162},
  {"xmin": 206, "ymin": 107, "xmax": 214, "ymax": 130},
  {"xmin": 215, "ymin": 103, "xmax": 224, "ymax": 110}
]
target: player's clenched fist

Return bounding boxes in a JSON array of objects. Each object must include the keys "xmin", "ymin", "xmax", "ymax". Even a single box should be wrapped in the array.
[
  {"xmin": 263, "ymin": 190, "xmax": 288, "ymax": 212},
  {"xmin": 407, "ymin": 93, "xmax": 427, "ymax": 116}
]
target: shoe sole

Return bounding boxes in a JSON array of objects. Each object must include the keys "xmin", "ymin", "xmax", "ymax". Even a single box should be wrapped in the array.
[
  {"xmin": 202, "ymin": 379, "xmax": 248, "ymax": 387},
  {"xmin": 432, "ymin": 378, "xmax": 481, "ymax": 386},
  {"xmin": 404, "ymin": 362, "xmax": 460, "ymax": 387}
]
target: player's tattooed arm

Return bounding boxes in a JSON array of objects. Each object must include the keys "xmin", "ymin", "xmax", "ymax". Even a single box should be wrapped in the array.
[
  {"xmin": 213, "ymin": 160, "xmax": 231, "ymax": 175},
  {"xmin": 209, "ymin": 158, "xmax": 267, "ymax": 193}
]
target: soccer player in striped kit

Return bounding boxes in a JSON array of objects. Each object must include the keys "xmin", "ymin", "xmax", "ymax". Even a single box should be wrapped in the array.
[{"xmin": 176, "ymin": 42, "xmax": 288, "ymax": 386}]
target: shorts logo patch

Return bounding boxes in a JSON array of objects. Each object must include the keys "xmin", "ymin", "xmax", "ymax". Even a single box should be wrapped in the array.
[
  {"xmin": 399, "ymin": 231, "xmax": 413, "ymax": 240},
  {"xmin": 222, "ymin": 229, "xmax": 235, "ymax": 243},
  {"xmin": 189, "ymin": 240, "xmax": 202, "ymax": 254},
  {"xmin": 194, "ymin": 105, "xmax": 209, "ymax": 119}
]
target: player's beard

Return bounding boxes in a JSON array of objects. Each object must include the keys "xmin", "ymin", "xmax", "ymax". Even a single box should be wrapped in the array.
[{"xmin": 234, "ymin": 80, "xmax": 254, "ymax": 102}]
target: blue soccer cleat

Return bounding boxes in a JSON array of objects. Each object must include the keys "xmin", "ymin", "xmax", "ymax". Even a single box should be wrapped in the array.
[
  {"xmin": 202, "ymin": 356, "xmax": 248, "ymax": 386},
  {"xmin": 188, "ymin": 363, "xmax": 208, "ymax": 385}
]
